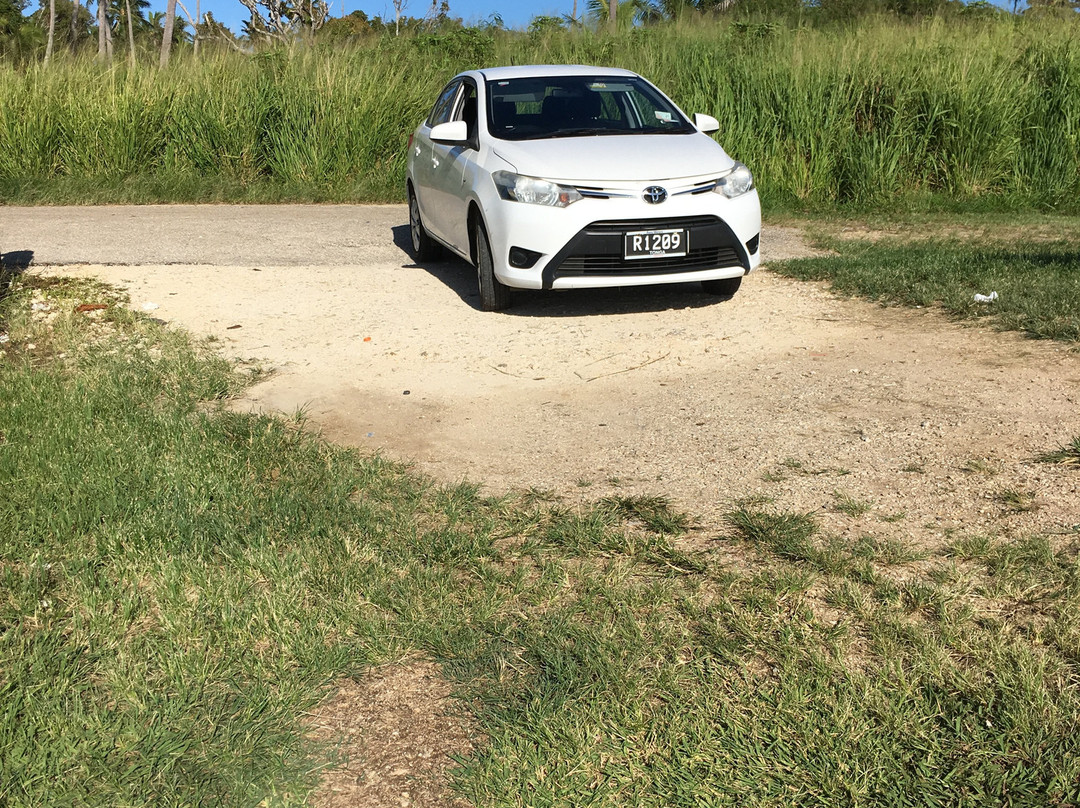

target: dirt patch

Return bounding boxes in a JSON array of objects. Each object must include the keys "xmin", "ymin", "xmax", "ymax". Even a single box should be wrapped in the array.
[
  {"xmin": 37, "ymin": 210, "xmax": 1080, "ymax": 558},
  {"xmin": 307, "ymin": 661, "xmax": 476, "ymax": 808},
  {"xmin": 820, "ymin": 218, "xmax": 1078, "ymax": 245}
]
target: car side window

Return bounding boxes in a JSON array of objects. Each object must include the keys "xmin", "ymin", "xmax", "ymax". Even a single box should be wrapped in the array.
[
  {"xmin": 453, "ymin": 81, "xmax": 479, "ymax": 144},
  {"xmin": 428, "ymin": 81, "xmax": 461, "ymax": 127}
]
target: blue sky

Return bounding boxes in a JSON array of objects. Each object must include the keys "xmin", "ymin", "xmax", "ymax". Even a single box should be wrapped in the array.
[{"xmin": 152, "ymin": 0, "xmax": 572, "ymax": 33}]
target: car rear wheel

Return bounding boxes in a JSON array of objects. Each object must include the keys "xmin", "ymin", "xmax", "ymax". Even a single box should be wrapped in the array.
[
  {"xmin": 701, "ymin": 276, "xmax": 742, "ymax": 298},
  {"xmin": 474, "ymin": 222, "xmax": 511, "ymax": 311},
  {"xmin": 408, "ymin": 187, "xmax": 441, "ymax": 261}
]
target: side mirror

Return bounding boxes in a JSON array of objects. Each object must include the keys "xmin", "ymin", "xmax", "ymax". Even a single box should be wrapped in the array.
[
  {"xmin": 693, "ymin": 113, "xmax": 720, "ymax": 135},
  {"xmin": 430, "ymin": 120, "xmax": 468, "ymax": 144}
]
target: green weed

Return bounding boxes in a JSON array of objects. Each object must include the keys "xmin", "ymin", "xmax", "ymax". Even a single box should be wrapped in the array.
[
  {"xmin": 963, "ymin": 457, "xmax": 1000, "ymax": 475},
  {"xmin": 833, "ymin": 489, "xmax": 874, "ymax": 517},
  {"xmin": 1039, "ymin": 436, "xmax": 1080, "ymax": 467},
  {"xmin": 996, "ymin": 488, "xmax": 1040, "ymax": 513}
]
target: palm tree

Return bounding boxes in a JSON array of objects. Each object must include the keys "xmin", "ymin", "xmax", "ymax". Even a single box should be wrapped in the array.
[
  {"xmin": 45, "ymin": 0, "xmax": 56, "ymax": 62},
  {"xmin": 106, "ymin": 0, "xmax": 147, "ymax": 61},
  {"xmin": 589, "ymin": 0, "xmax": 697, "ymax": 24},
  {"xmin": 158, "ymin": 0, "xmax": 175, "ymax": 65},
  {"xmin": 96, "ymin": 0, "xmax": 113, "ymax": 59},
  {"xmin": 123, "ymin": 0, "xmax": 134, "ymax": 63},
  {"xmin": 586, "ymin": 0, "xmax": 648, "ymax": 28}
]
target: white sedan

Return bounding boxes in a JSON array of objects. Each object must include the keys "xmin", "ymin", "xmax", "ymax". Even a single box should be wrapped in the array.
[{"xmin": 406, "ymin": 64, "xmax": 761, "ymax": 311}]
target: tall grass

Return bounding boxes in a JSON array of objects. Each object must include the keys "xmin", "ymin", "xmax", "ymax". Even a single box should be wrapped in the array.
[{"xmin": 0, "ymin": 15, "xmax": 1078, "ymax": 209}]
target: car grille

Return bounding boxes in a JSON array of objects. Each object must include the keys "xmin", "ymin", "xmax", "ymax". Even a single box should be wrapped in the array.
[
  {"xmin": 584, "ymin": 215, "xmax": 722, "ymax": 232},
  {"xmin": 558, "ymin": 246, "xmax": 742, "ymax": 275},
  {"xmin": 543, "ymin": 215, "xmax": 749, "ymax": 286}
]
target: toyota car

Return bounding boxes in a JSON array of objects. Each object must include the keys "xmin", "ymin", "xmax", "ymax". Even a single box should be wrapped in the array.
[{"xmin": 406, "ymin": 65, "xmax": 761, "ymax": 311}]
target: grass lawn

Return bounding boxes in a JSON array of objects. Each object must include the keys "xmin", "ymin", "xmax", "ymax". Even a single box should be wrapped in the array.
[
  {"xmin": 768, "ymin": 213, "xmax": 1080, "ymax": 343},
  {"xmin": 2, "ymin": 242, "xmax": 1080, "ymax": 807}
]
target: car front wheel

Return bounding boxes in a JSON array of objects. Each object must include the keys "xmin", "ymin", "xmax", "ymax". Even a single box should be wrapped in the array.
[
  {"xmin": 408, "ymin": 187, "xmax": 441, "ymax": 262},
  {"xmin": 474, "ymin": 222, "xmax": 511, "ymax": 311},
  {"xmin": 701, "ymin": 276, "xmax": 742, "ymax": 298}
]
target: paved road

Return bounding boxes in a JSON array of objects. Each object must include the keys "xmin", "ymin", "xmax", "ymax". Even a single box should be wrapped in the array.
[
  {"xmin": 1, "ymin": 203, "xmax": 814, "ymax": 269},
  {"xmin": 1, "ymin": 204, "xmax": 408, "ymax": 267}
]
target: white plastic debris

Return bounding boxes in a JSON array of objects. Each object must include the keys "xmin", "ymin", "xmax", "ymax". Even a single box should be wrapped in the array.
[
  {"xmin": 141, "ymin": 302, "xmax": 160, "ymax": 311},
  {"xmin": 973, "ymin": 291, "xmax": 999, "ymax": 303}
]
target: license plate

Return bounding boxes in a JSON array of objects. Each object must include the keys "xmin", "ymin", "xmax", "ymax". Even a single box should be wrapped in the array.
[{"xmin": 624, "ymin": 229, "xmax": 688, "ymax": 260}]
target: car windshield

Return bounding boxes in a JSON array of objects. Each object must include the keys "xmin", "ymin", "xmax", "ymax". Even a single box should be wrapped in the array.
[{"xmin": 486, "ymin": 75, "xmax": 695, "ymax": 141}]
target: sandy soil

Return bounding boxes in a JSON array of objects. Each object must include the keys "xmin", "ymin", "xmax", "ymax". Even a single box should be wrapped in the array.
[{"xmin": 22, "ymin": 203, "xmax": 1078, "ymax": 551}]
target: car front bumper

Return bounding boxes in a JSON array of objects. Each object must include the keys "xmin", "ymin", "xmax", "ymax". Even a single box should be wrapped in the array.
[{"xmin": 482, "ymin": 187, "xmax": 761, "ymax": 291}]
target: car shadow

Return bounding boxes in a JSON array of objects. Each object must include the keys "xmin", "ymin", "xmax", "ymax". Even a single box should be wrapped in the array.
[
  {"xmin": 391, "ymin": 224, "xmax": 736, "ymax": 317},
  {"xmin": 1, "ymin": 250, "xmax": 33, "ymax": 301}
]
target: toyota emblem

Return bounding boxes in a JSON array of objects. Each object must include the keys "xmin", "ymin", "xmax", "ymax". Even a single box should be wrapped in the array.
[{"xmin": 643, "ymin": 186, "xmax": 668, "ymax": 204}]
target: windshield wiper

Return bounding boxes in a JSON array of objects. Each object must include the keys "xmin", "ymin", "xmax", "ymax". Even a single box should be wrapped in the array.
[
  {"xmin": 638, "ymin": 125, "xmax": 696, "ymax": 135},
  {"xmin": 540, "ymin": 127, "xmax": 623, "ymax": 139}
]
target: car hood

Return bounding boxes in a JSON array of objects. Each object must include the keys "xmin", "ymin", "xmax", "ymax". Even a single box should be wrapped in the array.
[{"xmin": 491, "ymin": 133, "xmax": 734, "ymax": 184}]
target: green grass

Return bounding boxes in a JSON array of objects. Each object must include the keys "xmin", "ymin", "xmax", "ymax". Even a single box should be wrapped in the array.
[
  {"xmin": 833, "ymin": 489, "xmax": 874, "ymax": 518},
  {"xmin": 995, "ymin": 488, "xmax": 1040, "ymax": 513},
  {"xmin": 3, "ymin": 275, "xmax": 1080, "ymax": 807},
  {"xmin": 1, "ymin": 14, "xmax": 1079, "ymax": 210},
  {"xmin": 1039, "ymin": 436, "xmax": 1080, "ymax": 467},
  {"xmin": 770, "ymin": 222, "xmax": 1080, "ymax": 343}
]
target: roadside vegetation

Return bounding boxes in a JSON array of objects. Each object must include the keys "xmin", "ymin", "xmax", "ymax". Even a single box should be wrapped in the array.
[
  {"xmin": 3, "ymin": 264, "xmax": 1079, "ymax": 807},
  {"xmin": 1, "ymin": 13, "xmax": 1079, "ymax": 211}
]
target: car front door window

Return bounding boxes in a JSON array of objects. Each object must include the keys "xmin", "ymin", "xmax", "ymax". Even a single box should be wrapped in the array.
[{"xmin": 428, "ymin": 81, "xmax": 461, "ymax": 127}]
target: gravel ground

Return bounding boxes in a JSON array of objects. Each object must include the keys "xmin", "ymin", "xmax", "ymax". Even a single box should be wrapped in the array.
[{"xmin": 10, "ymin": 203, "xmax": 1078, "ymax": 550}]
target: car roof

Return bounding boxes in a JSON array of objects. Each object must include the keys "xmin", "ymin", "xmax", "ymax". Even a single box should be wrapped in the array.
[{"xmin": 474, "ymin": 65, "xmax": 640, "ymax": 82}]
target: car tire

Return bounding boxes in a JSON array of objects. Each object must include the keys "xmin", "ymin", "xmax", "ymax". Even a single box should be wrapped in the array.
[
  {"xmin": 474, "ymin": 222, "xmax": 511, "ymax": 312},
  {"xmin": 701, "ymin": 276, "xmax": 742, "ymax": 298},
  {"xmin": 408, "ymin": 186, "xmax": 441, "ymax": 262}
]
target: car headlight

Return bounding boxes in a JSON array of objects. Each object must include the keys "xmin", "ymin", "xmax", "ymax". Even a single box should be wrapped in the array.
[
  {"xmin": 492, "ymin": 171, "xmax": 583, "ymax": 208},
  {"xmin": 714, "ymin": 163, "xmax": 755, "ymax": 199}
]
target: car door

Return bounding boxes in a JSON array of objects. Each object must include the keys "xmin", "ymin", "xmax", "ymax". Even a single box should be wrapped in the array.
[
  {"xmin": 428, "ymin": 78, "xmax": 480, "ymax": 258},
  {"xmin": 414, "ymin": 79, "xmax": 462, "ymax": 244}
]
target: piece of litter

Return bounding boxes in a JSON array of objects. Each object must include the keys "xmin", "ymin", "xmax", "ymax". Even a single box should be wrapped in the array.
[
  {"xmin": 402, "ymin": 390, "xmax": 410, "ymax": 395},
  {"xmin": 141, "ymin": 302, "xmax": 160, "ymax": 311},
  {"xmin": 363, "ymin": 336, "xmax": 372, "ymax": 342},
  {"xmin": 366, "ymin": 432, "xmax": 375, "ymax": 438},
  {"xmin": 227, "ymin": 324, "xmax": 242, "ymax": 330},
  {"xmin": 973, "ymin": 291, "xmax": 998, "ymax": 303}
]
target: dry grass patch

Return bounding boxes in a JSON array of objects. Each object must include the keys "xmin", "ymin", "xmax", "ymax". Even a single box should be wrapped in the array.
[{"xmin": 308, "ymin": 661, "xmax": 478, "ymax": 808}]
